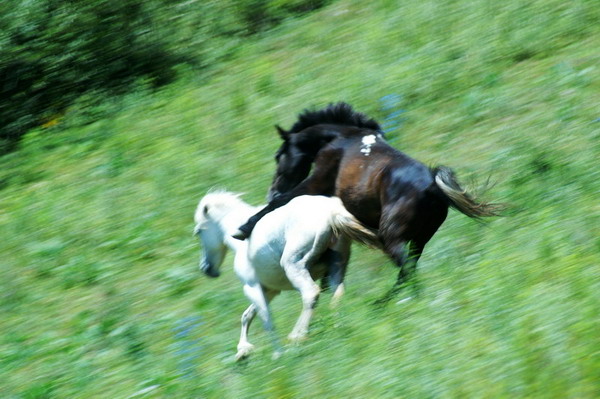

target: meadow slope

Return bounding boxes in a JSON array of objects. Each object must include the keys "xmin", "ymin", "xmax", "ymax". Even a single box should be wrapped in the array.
[{"xmin": 1, "ymin": 0, "xmax": 599, "ymax": 397}]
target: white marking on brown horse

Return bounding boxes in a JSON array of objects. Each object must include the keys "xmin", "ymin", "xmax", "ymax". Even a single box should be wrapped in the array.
[{"xmin": 360, "ymin": 134, "xmax": 377, "ymax": 156}]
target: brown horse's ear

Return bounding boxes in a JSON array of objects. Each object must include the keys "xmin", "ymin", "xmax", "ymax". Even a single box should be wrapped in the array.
[{"xmin": 275, "ymin": 125, "xmax": 289, "ymax": 141}]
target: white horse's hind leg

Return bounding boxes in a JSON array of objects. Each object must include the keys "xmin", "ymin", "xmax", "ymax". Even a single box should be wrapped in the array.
[
  {"xmin": 236, "ymin": 304, "xmax": 256, "ymax": 361},
  {"xmin": 284, "ymin": 265, "xmax": 321, "ymax": 342},
  {"xmin": 241, "ymin": 284, "xmax": 283, "ymax": 359}
]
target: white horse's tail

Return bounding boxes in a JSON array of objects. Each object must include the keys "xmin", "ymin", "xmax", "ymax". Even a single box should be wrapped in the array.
[{"xmin": 328, "ymin": 198, "xmax": 382, "ymax": 248}]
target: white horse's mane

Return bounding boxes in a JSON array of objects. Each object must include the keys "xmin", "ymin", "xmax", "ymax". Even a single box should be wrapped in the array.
[{"xmin": 194, "ymin": 190, "xmax": 257, "ymax": 233}]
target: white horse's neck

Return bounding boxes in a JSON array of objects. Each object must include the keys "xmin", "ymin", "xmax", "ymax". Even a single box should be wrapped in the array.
[
  {"xmin": 212, "ymin": 201, "xmax": 260, "ymax": 252},
  {"xmin": 220, "ymin": 212, "xmax": 252, "ymax": 251}
]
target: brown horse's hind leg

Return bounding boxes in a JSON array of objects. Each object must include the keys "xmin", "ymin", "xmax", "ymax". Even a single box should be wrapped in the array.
[
  {"xmin": 374, "ymin": 188, "xmax": 448, "ymax": 305},
  {"xmin": 374, "ymin": 240, "xmax": 424, "ymax": 305},
  {"xmin": 396, "ymin": 241, "xmax": 423, "ymax": 286}
]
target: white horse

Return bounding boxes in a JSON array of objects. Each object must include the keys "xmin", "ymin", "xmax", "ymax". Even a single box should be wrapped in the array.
[{"xmin": 193, "ymin": 191, "xmax": 379, "ymax": 360}]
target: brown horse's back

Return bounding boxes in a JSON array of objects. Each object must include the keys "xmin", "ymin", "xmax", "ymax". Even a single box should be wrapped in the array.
[
  {"xmin": 334, "ymin": 137, "xmax": 447, "ymax": 236},
  {"xmin": 335, "ymin": 142, "xmax": 389, "ymax": 228}
]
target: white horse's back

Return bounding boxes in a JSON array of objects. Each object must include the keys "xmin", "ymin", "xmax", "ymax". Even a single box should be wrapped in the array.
[
  {"xmin": 247, "ymin": 196, "xmax": 336, "ymax": 290},
  {"xmin": 248, "ymin": 195, "xmax": 379, "ymax": 291}
]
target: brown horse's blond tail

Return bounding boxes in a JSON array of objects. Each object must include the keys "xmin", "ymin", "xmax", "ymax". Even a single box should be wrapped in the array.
[
  {"xmin": 328, "ymin": 198, "xmax": 382, "ymax": 248},
  {"xmin": 433, "ymin": 166, "xmax": 504, "ymax": 219}
]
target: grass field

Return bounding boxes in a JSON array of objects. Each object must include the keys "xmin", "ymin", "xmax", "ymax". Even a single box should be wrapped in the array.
[{"xmin": 1, "ymin": 0, "xmax": 599, "ymax": 397}]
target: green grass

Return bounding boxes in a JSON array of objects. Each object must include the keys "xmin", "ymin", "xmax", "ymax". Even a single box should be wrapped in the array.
[{"xmin": 1, "ymin": 0, "xmax": 599, "ymax": 397}]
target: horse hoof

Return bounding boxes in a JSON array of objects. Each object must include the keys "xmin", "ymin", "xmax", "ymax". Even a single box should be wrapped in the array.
[
  {"xmin": 231, "ymin": 229, "xmax": 248, "ymax": 241},
  {"xmin": 396, "ymin": 296, "xmax": 412, "ymax": 305},
  {"xmin": 235, "ymin": 346, "xmax": 254, "ymax": 361},
  {"xmin": 287, "ymin": 333, "xmax": 308, "ymax": 344},
  {"xmin": 272, "ymin": 350, "xmax": 284, "ymax": 360}
]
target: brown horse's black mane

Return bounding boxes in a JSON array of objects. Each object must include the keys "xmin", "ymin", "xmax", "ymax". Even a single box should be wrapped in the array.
[{"xmin": 289, "ymin": 102, "xmax": 383, "ymax": 134}]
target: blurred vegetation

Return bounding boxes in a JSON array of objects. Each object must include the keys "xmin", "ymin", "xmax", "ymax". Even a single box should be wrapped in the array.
[
  {"xmin": 1, "ymin": 0, "xmax": 600, "ymax": 397},
  {"xmin": 0, "ymin": 0, "xmax": 328, "ymax": 152}
]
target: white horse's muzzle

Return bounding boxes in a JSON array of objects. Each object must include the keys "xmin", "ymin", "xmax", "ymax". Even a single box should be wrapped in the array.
[{"xmin": 200, "ymin": 260, "xmax": 220, "ymax": 278}]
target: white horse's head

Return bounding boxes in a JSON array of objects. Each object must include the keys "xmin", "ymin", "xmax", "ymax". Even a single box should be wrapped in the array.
[{"xmin": 193, "ymin": 191, "xmax": 246, "ymax": 278}]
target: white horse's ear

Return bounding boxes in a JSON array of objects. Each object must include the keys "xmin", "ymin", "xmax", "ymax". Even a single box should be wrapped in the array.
[
  {"xmin": 193, "ymin": 203, "xmax": 209, "ymax": 236},
  {"xmin": 192, "ymin": 224, "xmax": 201, "ymax": 236}
]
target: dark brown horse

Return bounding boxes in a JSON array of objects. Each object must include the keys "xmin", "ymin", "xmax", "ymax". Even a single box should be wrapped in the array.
[{"xmin": 234, "ymin": 102, "xmax": 501, "ymax": 299}]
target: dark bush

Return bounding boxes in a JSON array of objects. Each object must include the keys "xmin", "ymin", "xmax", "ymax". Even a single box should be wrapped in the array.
[{"xmin": 0, "ymin": 0, "xmax": 329, "ymax": 153}]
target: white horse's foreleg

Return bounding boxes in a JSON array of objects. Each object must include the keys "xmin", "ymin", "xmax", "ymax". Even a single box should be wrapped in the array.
[
  {"xmin": 236, "ymin": 304, "xmax": 257, "ymax": 361},
  {"xmin": 284, "ymin": 265, "xmax": 321, "ymax": 342},
  {"xmin": 242, "ymin": 284, "xmax": 282, "ymax": 359}
]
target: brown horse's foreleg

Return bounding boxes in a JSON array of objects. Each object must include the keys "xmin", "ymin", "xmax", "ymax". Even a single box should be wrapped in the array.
[
  {"xmin": 325, "ymin": 236, "xmax": 351, "ymax": 307},
  {"xmin": 232, "ymin": 194, "xmax": 291, "ymax": 239},
  {"xmin": 233, "ymin": 148, "xmax": 342, "ymax": 240}
]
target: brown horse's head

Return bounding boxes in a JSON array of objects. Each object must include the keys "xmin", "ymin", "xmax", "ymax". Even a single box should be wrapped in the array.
[
  {"xmin": 268, "ymin": 126, "xmax": 313, "ymax": 201},
  {"xmin": 268, "ymin": 102, "xmax": 383, "ymax": 201}
]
